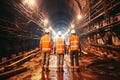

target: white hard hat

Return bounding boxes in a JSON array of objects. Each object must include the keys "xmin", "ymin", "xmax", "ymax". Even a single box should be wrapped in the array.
[
  {"xmin": 58, "ymin": 31, "xmax": 62, "ymax": 35},
  {"xmin": 45, "ymin": 29, "xmax": 49, "ymax": 33},
  {"xmin": 71, "ymin": 29, "xmax": 76, "ymax": 34}
]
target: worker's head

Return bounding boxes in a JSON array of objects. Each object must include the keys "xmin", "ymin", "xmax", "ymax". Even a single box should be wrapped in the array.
[
  {"xmin": 71, "ymin": 29, "xmax": 76, "ymax": 35},
  {"xmin": 45, "ymin": 29, "xmax": 50, "ymax": 34},
  {"xmin": 58, "ymin": 31, "xmax": 62, "ymax": 37}
]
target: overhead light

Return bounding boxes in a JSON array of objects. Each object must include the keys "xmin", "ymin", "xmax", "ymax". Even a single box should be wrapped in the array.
[
  {"xmin": 67, "ymin": 29, "xmax": 70, "ymax": 32},
  {"xmin": 44, "ymin": 19, "xmax": 48, "ymax": 23},
  {"xmin": 23, "ymin": 0, "xmax": 36, "ymax": 6},
  {"xmin": 71, "ymin": 24, "xmax": 75, "ymax": 28},
  {"xmin": 49, "ymin": 27, "xmax": 52, "ymax": 30},
  {"xmin": 43, "ymin": 19, "xmax": 48, "ymax": 26},
  {"xmin": 77, "ymin": 15, "xmax": 82, "ymax": 20},
  {"xmin": 29, "ymin": 0, "xmax": 35, "ymax": 5},
  {"xmin": 62, "ymin": 35, "xmax": 65, "ymax": 39},
  {"xmin": 23, "ymin": 0, "xmax": 28, "ymax": 4},
  {"xmin": 55, "ymin": 34, "xmax": 65, "ymax": 40}
]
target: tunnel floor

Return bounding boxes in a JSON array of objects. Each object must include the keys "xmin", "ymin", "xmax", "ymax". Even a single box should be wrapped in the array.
[{"xmin": 7, "ymin": 53, "xmax": 120, "ymax": 80}]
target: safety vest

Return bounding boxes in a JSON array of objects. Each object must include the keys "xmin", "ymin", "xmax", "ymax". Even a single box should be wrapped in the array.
[
  {"xmin": 41, "ymin": 34, "xmax": 52, "ymax": 52},
  {"xmin": 69, "ymin": 35, "xmax": 79, "ymax": 50},
  {"xmin": 55, "ymin": 37, "xmax": 65, "ymax": 54}
]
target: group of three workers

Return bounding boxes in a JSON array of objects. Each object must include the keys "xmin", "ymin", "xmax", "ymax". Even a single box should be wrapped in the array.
[{"xmin": 40, "ymin": 29, "xmax": 81, "ymax": 72}]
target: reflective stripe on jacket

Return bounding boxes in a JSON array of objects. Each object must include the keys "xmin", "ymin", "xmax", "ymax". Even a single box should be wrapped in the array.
[
  {"xmin": 69, "ymin": 35, "xmax": 79, "ymax": 50},
  {"xmin": 41, "ymin": 34, "xmax": 52, "ymax": 52},
  {"xmin": 55, "ymin": 37, "xmax": 65, "ymax": 54}
]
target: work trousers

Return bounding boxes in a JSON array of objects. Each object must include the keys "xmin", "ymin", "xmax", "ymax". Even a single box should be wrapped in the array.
[
  {"xmin": 57, "ymin": 54, "xmax": 64, "ymax": 68},
  {"xmin": 70, "ymin": 50, "xmax": 79, "ymax": 67},
  {"xmin": 42, "ymin": 52, "xmax": 50, "ymax": 68}
]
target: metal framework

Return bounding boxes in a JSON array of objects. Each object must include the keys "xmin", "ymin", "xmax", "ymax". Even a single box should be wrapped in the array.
[{"xmin": 78, "ymin": 0, "xmax": 120, "ymax": 57}]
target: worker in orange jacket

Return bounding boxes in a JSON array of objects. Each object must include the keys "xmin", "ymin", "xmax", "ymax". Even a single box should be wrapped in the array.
[
  {"xmin": 54, "ymin": 31, "xmax": 66, "ymax": 72},
  {"xmin": 68, "ymin": 29, "xmax": 81, "ymax": 72},
  {"xmin": 40, "ymin": 29, "xmax": 52, "ymax": 72}
]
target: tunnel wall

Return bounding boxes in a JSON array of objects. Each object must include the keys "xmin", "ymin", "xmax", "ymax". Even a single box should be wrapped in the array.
[
  {"xmin": 0, "ymin": 37, "xmax": 39, "ymax": 58},
  {"xmin": 78, "ymin": 0, "xmax": 120, "ymax": 58}
]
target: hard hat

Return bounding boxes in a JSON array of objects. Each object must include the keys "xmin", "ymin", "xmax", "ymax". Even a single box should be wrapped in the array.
[
  {"xmin": 58, "ymin": 31, "xmax": 62, "ymax": 35},
  {"xmin": 45, "ymin": 29, "xmax": 49, "ymax": 33},
  {"xmin": 71, "ymin": 29, "xmax": 76, "ymax": 34}
]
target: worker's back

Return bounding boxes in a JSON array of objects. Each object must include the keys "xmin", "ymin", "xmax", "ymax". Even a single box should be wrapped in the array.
[
  {"xmin": 69, "ymin": 35, "xmax": 79, "ymax": 51},
  {"xmin": 55, "ymin": 37, "xmax": 65, "ymax": 54},
  {"xmin": 41, "ymin": 34, "xmax": 52, "ymax": 52}
]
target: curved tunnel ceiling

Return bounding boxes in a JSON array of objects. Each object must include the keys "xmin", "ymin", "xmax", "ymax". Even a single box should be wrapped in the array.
[
  {"xmin": 40, "ymin": 0, "xmax": 71, "ymax": 33},
  {"xmin": 40, "ymin": 0, "xmax": 84, "ymax": 33},
  {"xmin": 0, "ymin": 0, "xmax": 87, "ymax": 38}
]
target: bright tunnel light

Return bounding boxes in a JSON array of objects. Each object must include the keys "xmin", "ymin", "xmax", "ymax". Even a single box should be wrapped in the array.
[
  {"xmin": 71, "ymin": 24, "xmax": 74, "ymax": 28},
  {"xmin": 49, "ymin": 27, "xmax": 52, "ymax": 30},
  {"xmin": 62, "ymin": 35, "xmax": 65, "ymax": 39},
  {"xmin": 54, "ymin": 34, "xmax": 65, "ymax": 40},
  {"xmin": 43, "ymin": 19, "xmax": 48, "ymax": 26},
  {"xmin": 67, "ymin": 29, "xmax": 70, "ymax": 32},
  {"xmin": 23, "ymin": 0, "xmax": 36, "ymax": 6},
  {"xmin": 77, "ymin": 15, "xmax": 82, "ymax": 20}
]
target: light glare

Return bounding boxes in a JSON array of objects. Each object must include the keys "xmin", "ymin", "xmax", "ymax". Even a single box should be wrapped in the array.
[
  {"xmin": 44, "ymin": 19, "xmax": 48, "ymax": 24},
  {"xmin": 29, "ymin": 0, "xmax": 35, "ymax": 5},
  {"xmin": 49, "ymin": 27, "xmax": 52, "ymax": 30},
  {"xmin": 71, "ymin": 24, "xmax": 74, "ymax": 28},
  {"xmin": 23, "ymin": 0, "xmax": 36, "ymax": 6},
  {"xmin": 77, "ymin": 15, "xmax": 82, "ymax": 20}
]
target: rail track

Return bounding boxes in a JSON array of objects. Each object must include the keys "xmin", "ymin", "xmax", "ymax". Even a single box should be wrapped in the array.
[{"xmin": 0, "ymin": 48, "xmax": 40, "ymax": 79}]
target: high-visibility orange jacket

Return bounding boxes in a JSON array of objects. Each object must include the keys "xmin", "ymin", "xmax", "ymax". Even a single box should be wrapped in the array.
[
  {"xmin": 40, "ymin": 34, "xmax": 52, "ymax": 52},
  {"xmin": 69, "ymin": 35, "xmax": 79, "ymax": 51},
  {"xmin": 55, "ymin": 37, "xmax": 65, "ymax": 54}
]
